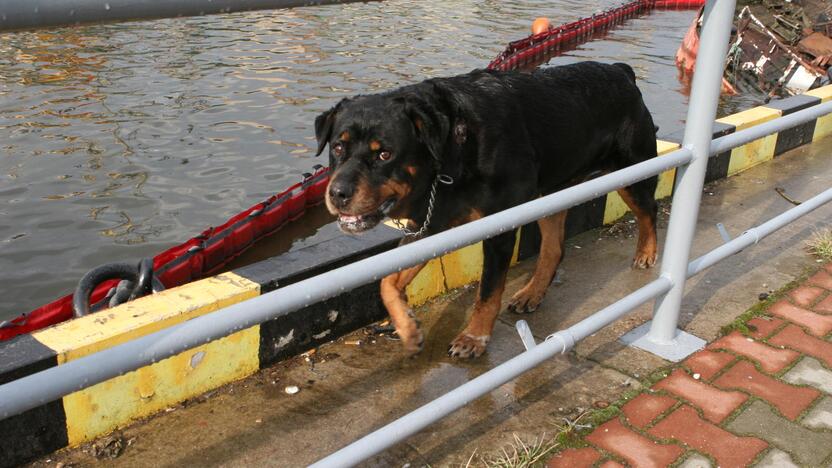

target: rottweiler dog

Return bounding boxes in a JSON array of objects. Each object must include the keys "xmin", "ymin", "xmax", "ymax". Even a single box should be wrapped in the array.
[{"xmin": 315, "ymin": 61, "xmax": 658, "ymax": 358}]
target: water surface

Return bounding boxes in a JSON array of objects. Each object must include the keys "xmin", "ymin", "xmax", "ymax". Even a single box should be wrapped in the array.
[{"xmin": 0, "ymin": 1, "xmax": 764, "ymax": 319}]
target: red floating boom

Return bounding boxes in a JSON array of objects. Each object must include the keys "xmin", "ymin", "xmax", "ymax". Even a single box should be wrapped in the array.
[
  {"xmin": 0, "ymin": 167, "xmax": 330, "ymax": 340},
  {"xmin": 487, "ymin": 0, "xmax": 706, "ymax": 72}
]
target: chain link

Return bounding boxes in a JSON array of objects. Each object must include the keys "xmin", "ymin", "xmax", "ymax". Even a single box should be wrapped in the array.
[{"xmin": 392, "ymin": 176, "xmax": 439, "ymax": 238}]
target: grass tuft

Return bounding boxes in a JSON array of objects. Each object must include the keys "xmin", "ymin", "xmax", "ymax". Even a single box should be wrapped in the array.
[
  {"xmin": 807, "ymin": 229, "xmax": 832, "ymax": 262},
  {"xmin": 476, "ymin": 433, "xmax": 559, "ymax": 468}
]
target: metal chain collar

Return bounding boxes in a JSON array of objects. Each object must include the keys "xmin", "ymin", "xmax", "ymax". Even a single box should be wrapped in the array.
[{"xmin": 392, "ymin": 173, "xmax": 453, "ymax": 238}]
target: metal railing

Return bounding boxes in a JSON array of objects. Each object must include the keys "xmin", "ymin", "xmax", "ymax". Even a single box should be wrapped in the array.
[
  {"xmin": 0, "ymin": 0, "xmax": 377, "ymax": 31},
  {"xmin": 1, "ymin": 0, "xmax": 832, "ymax": 466}
]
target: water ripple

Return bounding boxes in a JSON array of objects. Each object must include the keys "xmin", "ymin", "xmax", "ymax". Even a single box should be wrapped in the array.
[{"xmin": 0, "ymin": 1, "xmax": 761, "ymax": 318}]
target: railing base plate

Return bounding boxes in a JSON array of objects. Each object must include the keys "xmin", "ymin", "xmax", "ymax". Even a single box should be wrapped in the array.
[{"xmin": 620, "ymin": 321, "xmax": 706, "ymax": 362}]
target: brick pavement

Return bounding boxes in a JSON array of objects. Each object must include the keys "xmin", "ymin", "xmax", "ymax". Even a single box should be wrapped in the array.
[{"xmin": 548, "ymin": 263, "xmax": 832, "ymax": 467}]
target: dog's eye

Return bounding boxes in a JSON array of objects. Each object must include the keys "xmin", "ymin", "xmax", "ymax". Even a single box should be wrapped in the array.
[
  {"xmin": 378, "ymin": 151, "xmax": 392, "ymax": 161},
  {"xmin": 332, "ymin": 143, "xmax": 345, "ymax": 157}
]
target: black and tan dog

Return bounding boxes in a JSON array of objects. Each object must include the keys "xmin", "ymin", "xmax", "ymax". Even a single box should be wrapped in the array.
[{"xmin": 315, "ymin": 61, "xmax": 658, "ymax": 358}]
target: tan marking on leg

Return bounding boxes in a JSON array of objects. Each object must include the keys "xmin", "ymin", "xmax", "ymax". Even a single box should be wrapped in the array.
[
  {"xmin": 508, "ymin": 210, "xmax": 567, "ymax": 314},
  {"xmin": 447, "ymin": 208, "xmax": 484, "ymax": 228},
  {"xmin": 617, "ymin": 188, "xmax": 658, "ymax": 268},
  {"xmin": 380, "ymin": 262, "xmax": 426, "ymax": 354},
  {"xmin": 449, "ymin": 275, "xmax": 506, "ymax": 358}
]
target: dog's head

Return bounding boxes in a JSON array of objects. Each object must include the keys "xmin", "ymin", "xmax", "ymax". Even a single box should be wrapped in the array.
[{"xmin": 315, "ymin": 84, "xmax": 463, "ymax": 234}]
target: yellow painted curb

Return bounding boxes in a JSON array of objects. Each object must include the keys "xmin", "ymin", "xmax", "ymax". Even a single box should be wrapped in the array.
[
  {"xmin": 33, "ymin": 273, "xmax": 261, "ymax": 445},
  {"xmin": 604, "ymin": 140, "xmax": 680, "ymax": 225},
  {"xmin": 806, "ymin": 85, "xmax": 832, "ymax": 141},
  {"xmin": 406, "ymin": 258, "xmax": 447, "ymax": 306},
  {"xmin": 441, "ymin": 242, "xmax": 484, "ymax": 290},
  {"xmin": 717, "ymin": 106, "xmax": 780, "ymax": 175}
]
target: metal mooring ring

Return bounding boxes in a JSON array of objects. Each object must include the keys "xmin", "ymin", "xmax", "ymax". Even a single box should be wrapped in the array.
[{"xmin": 73, "ymin": 259, "xmax": 164, "ymax": 318}]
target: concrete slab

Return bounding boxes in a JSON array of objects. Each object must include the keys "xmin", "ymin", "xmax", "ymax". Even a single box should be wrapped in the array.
[
  {"xmin": 802, "ymin": 397, "xmax": 832, "ymax": 431},
  {"xmin": 726, "ymin": 400, "xmax": 832, "ymax": 467},
  {"xmin": 678, "ymin": 453, "xmax": 714, "ymax": 468},
  {"xmin": 33, "ymin": 137, "xmax": 832, "ymax": 466},
  {"xmin": 754, "ymin": 448, "xmax": 800, "ymax": 468},
  {"xmin": 783, "ymin": 357, "xmax": 832, "ymax": 394}
]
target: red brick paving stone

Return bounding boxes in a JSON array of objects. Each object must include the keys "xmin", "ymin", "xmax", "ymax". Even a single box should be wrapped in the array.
[
  {"xmin": 770, "ymin": 323, "xmax": 832, "ymax": 368},
  {"xmin": 815, "ymin": 293, "xmax": 832, "ymax": 314},
  {"xmin": 653, "ymin": 369, "xmax": 747, "ymax": 423},
  {"xmin": 683, "ymin": 349, "xmax": 735, "ymax": 381},
  {"xmin": 746, "ymin": 316, "xmax": 785, "ymax": 340},
  {"xmin": 713, "ymin": 360, "xmax": 820, "ymax": 420},
  {"xmin": 808, "ymin": 270, "xmax": 832, "ymax": 290},
  {"xmin": 768, "ymin": 300, "xmax": 832, "ymax": 337},
  {"xmin": 789, "ymin": 285, "xmax": 825, "ymax": 308},
  {"xmin": 649, "ymin": 405, "xmax": 768, "ymax": 468},
  {"xmin": 598, "ymin": 461, "xmax": 626, "ymax": 468},
  {"xmin": 547, "ymin": 447, "xmax": 601, "ymax": 468},
  {"xmin": 621, "ymin": 393, "xmax": 677, "ymax": 428},
  {"xmin": 585, "ymin": 418, "xmax": 684, "ymax": 468},
  {"xmin": 708, "ymin": 331, "xmax": 799, "ymax": 373}
]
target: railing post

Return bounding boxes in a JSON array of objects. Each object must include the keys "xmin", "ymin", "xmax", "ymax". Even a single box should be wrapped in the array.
[{"xmin": 624, "ymin": 0, "xmax": 737, "ymax": 360}]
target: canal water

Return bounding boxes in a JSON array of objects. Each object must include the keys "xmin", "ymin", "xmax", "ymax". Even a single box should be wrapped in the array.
[{"xmin": 0, "ymin": 1, "xmax": 763, "ymax": 320}]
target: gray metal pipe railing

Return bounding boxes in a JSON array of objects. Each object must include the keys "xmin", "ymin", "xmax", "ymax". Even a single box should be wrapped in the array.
[
  {"xmin": 309, "ymin": 276, "xmax": 675, "ymax": 468},
  {"xmin": 710, "ymin": 100, "xmax": 832, "ymax": 155},
  {"xmin": 688, "ymin": 187, "xmax": 832, "ymax": 277},
  {"xmin": 647, "ymin": 0, "xmax": 737, "ymax": 345},
  {"xmin": 0, "ymin": 146, "xmax": 692, "ymax": 420},
  {"xmin": 316, "ymin": 182, "xmax": 832, "ymax": 467},
  {"xmin": 0, "ymin": 0, "xmax": 377, "ymax": 32}
]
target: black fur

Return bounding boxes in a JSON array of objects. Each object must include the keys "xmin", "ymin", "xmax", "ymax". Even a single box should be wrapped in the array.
[{"xmin": 316, "ymin": 60, "xmax": 658, "ymax": 311}]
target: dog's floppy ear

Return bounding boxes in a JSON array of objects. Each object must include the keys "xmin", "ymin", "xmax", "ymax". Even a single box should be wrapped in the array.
[
  {"xmin": 402, "ymin": 88, "xmax": 462, "ymax": 180},
  {"xmin": 314, "ymin": 99, "xmax": 346, "ymax": 156}
]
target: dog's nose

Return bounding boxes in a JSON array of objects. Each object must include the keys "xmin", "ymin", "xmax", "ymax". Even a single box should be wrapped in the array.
[{"xmin": 328, "ymin": 180, "xmax": 354, "ymax": 207}]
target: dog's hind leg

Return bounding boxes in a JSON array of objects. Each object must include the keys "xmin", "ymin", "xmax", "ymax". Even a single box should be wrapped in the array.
[
  {"xmin": 617, "ymin": 180, "xmax": 659, "ymax": 269},
  {"xmin": 448, "ymin": 229, "xmax": 517, "ymax": 358},
  {"xmin": 507, "ymin": 210, "xmax": 567, "ymax": 314},
  {"xmin": 381, "ymin": 262, "xmax": 427, "ymax": 354}
]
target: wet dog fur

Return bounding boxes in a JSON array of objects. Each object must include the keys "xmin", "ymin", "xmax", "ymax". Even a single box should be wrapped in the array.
[{"xmin": 314, "ymin": 61, "xmax": 659, "ymax": 358}]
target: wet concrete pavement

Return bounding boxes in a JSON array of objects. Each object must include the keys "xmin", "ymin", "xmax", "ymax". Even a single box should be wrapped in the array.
[{"xmin": 35, "ymin": 137, "xmax": 832, "ymax": 467}]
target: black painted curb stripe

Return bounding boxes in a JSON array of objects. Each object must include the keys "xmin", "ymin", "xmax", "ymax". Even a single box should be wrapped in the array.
[
  {"xmin": 660, "ymin": 120, "xmax": 736, "ymax": 183},
  {"xmin": 765, "ymin": 94, "xmax": 822, "ymax": 156},
  {"xmin": 0, "ymin": 337, "xmax": 67, "ymax": 467},
  {"xmin": 232, "ymin": 225, "xmax": 402, "ymax": 368}
]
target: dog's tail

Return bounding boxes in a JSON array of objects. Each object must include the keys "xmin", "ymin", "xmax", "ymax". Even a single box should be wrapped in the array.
[{"xmin": 613, "ymin": 62, "xmax": 636, "ymax": 83}]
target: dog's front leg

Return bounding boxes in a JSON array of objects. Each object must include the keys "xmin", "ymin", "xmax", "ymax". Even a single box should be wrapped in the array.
[
  {"xmin": 448, "ymin": 230, "xmax": 517, "ymax": 358},
  {"xmin": 380, "ymin": 262, "xmax": 426, "ymax": 354}
]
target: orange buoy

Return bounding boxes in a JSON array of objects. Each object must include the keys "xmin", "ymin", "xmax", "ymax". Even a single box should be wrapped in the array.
[{"xmin": 531, "ymin": 17, "xmax": 551, "ymax": 35}]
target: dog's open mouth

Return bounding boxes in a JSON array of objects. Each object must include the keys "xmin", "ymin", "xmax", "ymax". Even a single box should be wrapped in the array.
[{"xmin": 337, "ymin": 198, "xmax": 397, "ymax": 233}]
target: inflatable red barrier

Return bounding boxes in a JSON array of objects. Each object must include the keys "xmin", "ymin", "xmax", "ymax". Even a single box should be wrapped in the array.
[
  {"xmin": 0, "ymin": 166, "xmax": 330, "ymax": 340},
  {"xmin": 487, "ymin": 0, "xmax": 706, "ymax": 72}
]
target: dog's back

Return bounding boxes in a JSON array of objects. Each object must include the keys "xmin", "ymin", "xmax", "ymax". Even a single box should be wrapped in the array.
[{"xmin": 421, "ymin": 61, "xmax": 657, "ymax": 193}]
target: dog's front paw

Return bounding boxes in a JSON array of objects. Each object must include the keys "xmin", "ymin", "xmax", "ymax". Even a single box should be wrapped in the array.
[
  {"xmin": 447, "ymin": 333, "xmax": 489, "ymax": 358},
  {"xmin": 507, "ymin": 285, "xmax": 546, "ymax": 314},
  {"xmin": 397, "ymin": 324, "xmax": 424, "ymax": 355},
  {"xmin": 632, "ymin": 250, "xmax": 657, "ymax": 269}
]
